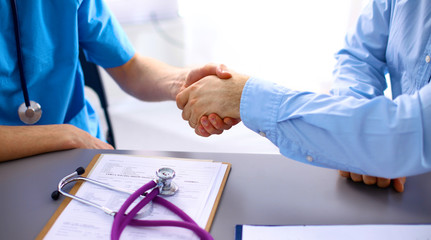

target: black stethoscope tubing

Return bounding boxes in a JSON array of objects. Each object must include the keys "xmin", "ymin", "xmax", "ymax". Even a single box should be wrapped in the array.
[
  {"xmin": 10, "ymin": 0, "xmax": 31, "ymax": 108},
  {"xmin": 9, "ymin": 0, "xmax": 42, "ymax": 124}
]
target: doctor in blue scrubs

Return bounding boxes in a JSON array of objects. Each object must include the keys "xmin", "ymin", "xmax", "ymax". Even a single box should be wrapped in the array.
[
  {"xmin": 177, "ymin": 0, "xmax": 431, "ymax": 192},
  {"xmin": 0, "ymin": 0, "xmax": 229, "ymax": 162}
]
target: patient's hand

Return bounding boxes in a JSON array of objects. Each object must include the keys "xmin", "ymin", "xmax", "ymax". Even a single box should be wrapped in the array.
[{"xmin": 339, "ymin": 170, "xmax": 406, "ymax": 192}]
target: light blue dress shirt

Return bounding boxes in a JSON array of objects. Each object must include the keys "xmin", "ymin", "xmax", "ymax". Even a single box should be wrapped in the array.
[
  {"xmin": 0, "ymin": 0, "xmax": 134, "ymax": 139},
  {"xmin": 240, "ymin": 0, "xmax": 431, "ymax": 178}
]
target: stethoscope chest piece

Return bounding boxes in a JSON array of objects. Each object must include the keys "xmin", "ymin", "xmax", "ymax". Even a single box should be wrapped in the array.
[
  {"xmin": 156, "ymin": 168, "xmax": 179, "ymax": 196},
  {"xmin": 18, "ymin": 100, "xmax": 42, "ymax": 124},
  {"xmin": 52, "ymin": 167, "xmax": 212, "ymax": 240}
]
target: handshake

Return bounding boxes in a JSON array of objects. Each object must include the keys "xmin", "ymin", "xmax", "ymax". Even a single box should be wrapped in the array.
[
  {"xmin": 174, "ymin": 63, "xmax": 407, "ymax": 193},
  {"xmin": 176, "ymin": 64, "xmax": 248, "ymax": 137}
]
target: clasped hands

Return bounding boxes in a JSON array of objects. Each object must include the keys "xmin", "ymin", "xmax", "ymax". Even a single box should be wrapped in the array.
[
  {"xmin": 176, "ymin": 64, "xmax": 247, "ymax": 137},
  {"xmin": 176, "ymin": 64, "xmax": 406, "ymax": 193}
]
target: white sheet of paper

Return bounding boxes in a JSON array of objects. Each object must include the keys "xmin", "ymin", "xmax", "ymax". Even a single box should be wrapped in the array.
[
  {"xmin": 240, "ymin": 224, "xmax": 431, "ymax": 240},
  {"xmin": 44, "ymin": 154, "xmax": 227, "ymax": 240}
]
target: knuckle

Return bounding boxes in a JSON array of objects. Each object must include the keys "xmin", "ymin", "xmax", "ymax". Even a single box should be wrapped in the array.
[{"xmin": 182, "ymin": 110, "xmax": 188, "ymax": 120}]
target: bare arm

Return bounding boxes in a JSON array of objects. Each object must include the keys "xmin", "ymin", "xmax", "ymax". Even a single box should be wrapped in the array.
[
  {"xmin": 106, "ymin": 54, "xmax": 240, "ymax": 134},
  {"xmin": 0, "ymin": 56, "xmax": 230, "ymax": 162},
  {"xmin": 0, "ymin": 124, "xmax": 113, "ymax": 162},
  {"xmin": 105, "ymin": 53, "xmax": 188, "ymax": 101}
]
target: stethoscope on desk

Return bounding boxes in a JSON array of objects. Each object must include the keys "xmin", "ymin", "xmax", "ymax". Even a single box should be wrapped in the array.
[
  {"xmin": 52, "ymin": 167, "xmax": 213, "ymax": 240},
  {"xmin": 9, "ymin": 0, "xmax": 42, "ymax": 124}
]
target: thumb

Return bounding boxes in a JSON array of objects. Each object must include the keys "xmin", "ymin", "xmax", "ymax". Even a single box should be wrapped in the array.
[
  {"xmin": 176, "ymin": 87, "xmax": 190, "ymax": 110},
  {"xmin": 185, "ymin": 64, "xmax": 219, "ymax": 88},
  {"xmin": 216, "ymin": 64, "xmax": 232, "ymax": 79}
]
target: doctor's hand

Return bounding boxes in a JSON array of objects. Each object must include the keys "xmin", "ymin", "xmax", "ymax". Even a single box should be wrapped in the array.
[
  {"xmin": 196, "ymin": 114, "xmax": 241, "ymax": 137},
  {"xmin": 63, "ymin": 124, "xmax": 115, "ymax": 150},
  {"xmin": 176, "ymin": 70, "xmax": 249, "ymax": 129},
  {"xmin": 338, "ymin": 170, "xmax": 406, "ymax": 193},
  {"xmin": 181, "ymin": 63, "xmax": 231, "ymax": 93}
]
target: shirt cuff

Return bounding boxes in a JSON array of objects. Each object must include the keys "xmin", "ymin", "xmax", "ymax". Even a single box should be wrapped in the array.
[{"xmin": 240, "ymin": 77, "xmax": 284, "ymax": 143}]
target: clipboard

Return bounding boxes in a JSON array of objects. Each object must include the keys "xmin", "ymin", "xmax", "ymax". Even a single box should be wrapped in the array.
[{"xmin": 37, "ymin": 153, "xmax": 231, "ymax": 239}]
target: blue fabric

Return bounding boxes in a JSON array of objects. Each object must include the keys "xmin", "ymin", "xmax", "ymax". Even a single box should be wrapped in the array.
[
  {"xmin": 240, "ymin": 0, "xmax": 431, "ymax": 178},
  {"xmin": 0, "ymin": 0, "xmax": 135, "ymax": 139}
]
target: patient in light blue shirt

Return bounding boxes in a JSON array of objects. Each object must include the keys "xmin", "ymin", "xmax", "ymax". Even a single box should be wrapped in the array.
[{"xmin": 177, "ymin": 0, "xmax": 431, "ymax": 192}]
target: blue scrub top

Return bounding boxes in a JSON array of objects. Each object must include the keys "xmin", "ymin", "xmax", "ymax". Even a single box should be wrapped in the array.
[{"xmin": 0, "ymin": 0, "xmax": 135, "ymax": 139}]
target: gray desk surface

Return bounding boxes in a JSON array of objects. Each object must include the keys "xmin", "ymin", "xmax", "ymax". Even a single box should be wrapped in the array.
[{"xmin": 1, "ymin": 149, "xmax": 430, "ymax": 239}]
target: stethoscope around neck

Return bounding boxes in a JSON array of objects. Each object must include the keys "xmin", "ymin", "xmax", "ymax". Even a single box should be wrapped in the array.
[
  {"xmin": 51, "ymin": 167, "xmax": 213, "ymax": 240},
  {"xmin": 10, "ymin": 0, "xmax": 42, "ymax": 124}
]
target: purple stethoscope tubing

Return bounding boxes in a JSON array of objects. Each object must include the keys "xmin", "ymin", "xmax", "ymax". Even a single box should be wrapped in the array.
[
  {"xmin": 52, "ymin": 167, "xmax": 214, "ymax": 240},
  {"xmin": 111, "ymin": 180, "xmax": 213, "ymax": 240}
]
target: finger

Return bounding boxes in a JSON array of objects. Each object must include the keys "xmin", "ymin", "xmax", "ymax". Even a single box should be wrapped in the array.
[
  {"xmin": 222, "ymin": 123, "xmax": 233, "ymax": 130},
  {"xmin": 216, "ymin": 64, "xmax": 232, "ymax": 79},
  {"xmin": 350, "ymin": 173, "xmax": 363, "ymax": 182},
  {"xmin": 183, "ymin": 104, "xmax": 198, "ymax": 129},
  {"xmin": 188, "ymin": 118, "xmax": 197, "ymax": 129},
  {"xmin": 338, "ymin": 170, "xmax": 351, "ymax": 178},
  {"xmin": 185, "ymin": 64, "xmax": 220, "ymax": 87},
  {"xmin": 104, "ymin": 143, "xmax": 115, "ymax": 150},
  {"xmin": 195, "ymin": 124, "xmax": 210, "ymax": 137},
  {"xmin": 362, "ymin": 175, "xmax": 377, "ymax": 185},
  {"xmin": 224, "ymin": 117, "xmax": 241, "ymax": 126},
  {"xmin": 181, "ymin": 104, "xmax": 191, "ymax": 121},
  {"xmin": 94, "ymin": 139, "xmax": 114, "ymax": 150},
  {"xmin": 377, "ymin": 177, "xmax": 391, "ymax": 188},
  {"xmin": 392, "ymin": 177, "xmax": 406, "ymax": 193},
  {"xmin": 223, "ymin": 117, "xmax": 234, "ymax": 128},
  {"xmin": 189, "ymin": 110, "xmax": 202, "ymax": 130},
  {"xmin": 200, "ymin": 116, "xmax": 222, "ymax": 134},
  {"xmin": 176, "ymin": 88, "xmax": 190, "ymax": 110},
  {"xmin": 208, "ymin": 114, "xmax": 224, "ymax": 130},
  {"xmin": 221, "ymin": 117, "xmax": 238, "ymax": 130}
]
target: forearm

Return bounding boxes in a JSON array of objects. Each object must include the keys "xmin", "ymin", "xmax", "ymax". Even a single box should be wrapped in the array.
[
  {"xmin": 0, "ymin": 124, "xmax": 113, "ymax": 162},
  {"xmin": 0, "ymin": 125, "xmax": 81, "ymax": 162},
  {"xmin": 106, "ymin": 53, "xmax": 187, "ymax": 101},
  {"xmin": 241, "ymin": 78, "xmax": 431, "ymax": 178}
]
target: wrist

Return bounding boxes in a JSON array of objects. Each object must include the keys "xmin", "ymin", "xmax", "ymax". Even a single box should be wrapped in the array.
[
  {"xmin": 170, "ymin": 69, "xmax": 189, "ymax": 100},
  {"xmin": 233, "ymin": 74, "xmax": 249, "ymax": 118},
  {"xmin": 59, "ymin": 124, "xmax": 87, "ymax": 149}
]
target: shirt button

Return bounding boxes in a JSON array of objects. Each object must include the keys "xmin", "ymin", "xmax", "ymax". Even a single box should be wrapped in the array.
[
  {"xmin": 259, "ymin": 131, "xmax": 266, "ymax": 137},
  {"xmin": 306, "ymin": 155, "xmax": 313, "ymax": 162},
  {"xmin": 426, "ymin": 55, "xmax": 431, "ymax": 63}
]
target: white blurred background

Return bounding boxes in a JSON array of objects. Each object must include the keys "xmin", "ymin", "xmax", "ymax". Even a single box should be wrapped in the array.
[{"xmin": 88, "ymin": 0, "xmax": 370, "ymax": 154}]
